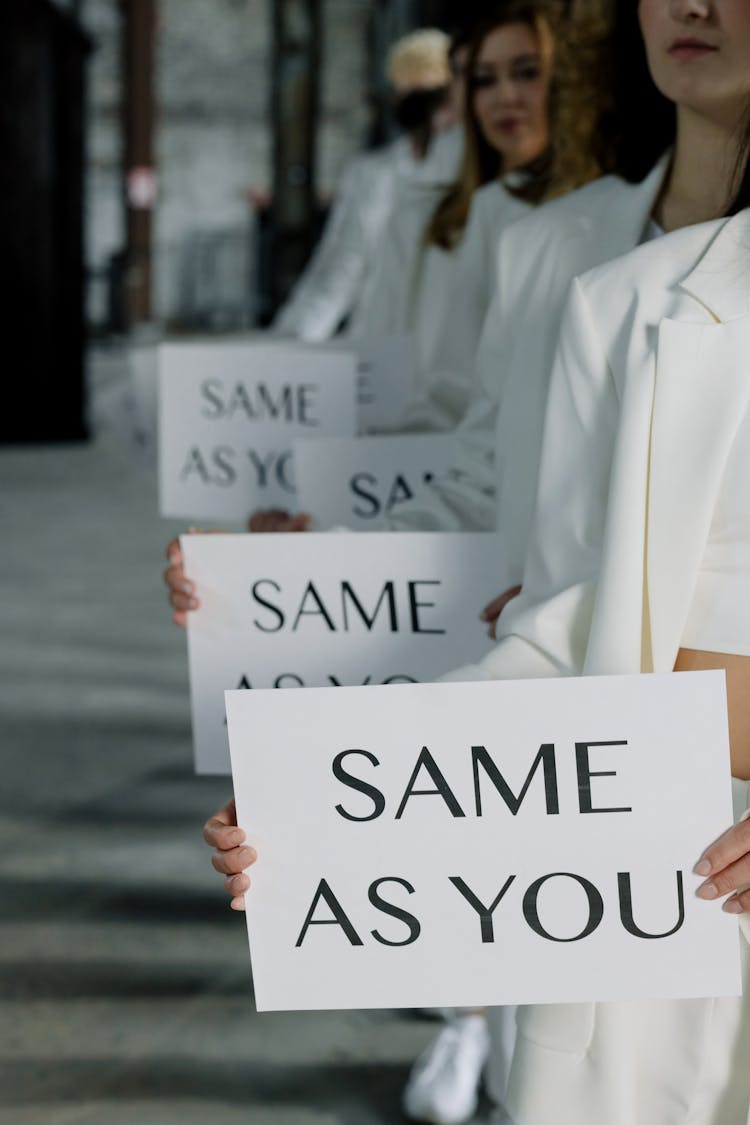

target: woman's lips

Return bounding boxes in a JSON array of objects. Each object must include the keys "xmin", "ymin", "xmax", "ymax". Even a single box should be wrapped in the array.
[
  {"xmin": 668, "ymin": 39, "xmax": 718, "ymax": 62},
  {"xmin": 494, "ymin": 117, "xmax": 524, "ymax": 134}
]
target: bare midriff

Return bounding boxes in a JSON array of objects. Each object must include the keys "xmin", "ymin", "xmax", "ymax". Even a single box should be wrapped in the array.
[{"xmin": 674, "ymin": 649, "xmax": 750, "ymax": 780}]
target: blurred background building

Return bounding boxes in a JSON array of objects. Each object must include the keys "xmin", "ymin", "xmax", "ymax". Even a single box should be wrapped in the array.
[{"xmin": 2, "ymin": 0, "xmax": 484, "ymax": 442}]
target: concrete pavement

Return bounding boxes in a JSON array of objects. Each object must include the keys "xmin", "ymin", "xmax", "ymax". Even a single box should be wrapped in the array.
[{"xmin": 0, "ymin": 344, "xmax": 494, "ymax": 1125}]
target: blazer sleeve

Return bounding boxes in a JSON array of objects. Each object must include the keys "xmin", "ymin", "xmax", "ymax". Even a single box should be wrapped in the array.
[
  {"xmin": 441, "ymin": 275, "xmax": 621, "ymax": 682},
  {"xmin": 272, "ymin": 158, "xmax": 374, "ymax": 343}
]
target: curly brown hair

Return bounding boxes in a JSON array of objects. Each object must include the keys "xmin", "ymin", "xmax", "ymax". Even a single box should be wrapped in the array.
[{"xmin": 426, "ymin": 0, "xmax": 612, "ymax": 250}]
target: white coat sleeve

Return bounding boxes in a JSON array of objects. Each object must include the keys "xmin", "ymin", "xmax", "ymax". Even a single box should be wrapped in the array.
[
  {"xmin": 441, "ymin": 276, "xmax": 621, "ymax": 682},
  {"xmin": 272, "ymin": 159, "xmax": 372, "ymax": 343}
]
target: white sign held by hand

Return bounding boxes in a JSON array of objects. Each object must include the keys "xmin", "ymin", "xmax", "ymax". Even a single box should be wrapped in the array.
[
  {"xmin": 293, "ymin": 434, "xmax": 458, "ymax": 530},
  {"xmin": 159, "ymin": 342, "xmax": 357, "ymax": 521},
  {"xmin": 183, "ymin": 530, "xmax": 506, "ymax": 773},
  {"xmin": 226, "ymin": 671, "xmax": 739, "ymax": 1012}
]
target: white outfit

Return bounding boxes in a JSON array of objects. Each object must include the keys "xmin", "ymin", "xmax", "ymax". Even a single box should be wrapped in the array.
[
  {"xmin": 681, "ymin": 400, "xmax": 750, "ymax": 653},
  {"xmin": 357, "ymin": 180, "xmax": 530, "ymax": 431},
  {"xmin": 388, "ymin": 158, "xmax": 670, "ymax": 583},
  {"xmin": 411, "ymin": 123, "xmax": 464, "ymax": 188},
  {"xmin": 273, "ymin": 132, "xmax": 461, "ymax": 344},
  {"xmin": 444, "ymin": 212, "xmax": 750, "ymax": 1124},
  {"xmin": 400, "ymin": 181, "xmax": 531, "ymax": 431}
]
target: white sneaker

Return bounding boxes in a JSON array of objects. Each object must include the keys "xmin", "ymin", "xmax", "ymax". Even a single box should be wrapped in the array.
[{"xmin": 402, "ymin": 1013, "xmax": 489, "ymax": 1124}]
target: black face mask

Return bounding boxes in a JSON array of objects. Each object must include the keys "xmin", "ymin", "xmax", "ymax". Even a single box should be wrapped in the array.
[{"xmin": 393, "ymin": 86, "xmax": 449, "ymax": 132}]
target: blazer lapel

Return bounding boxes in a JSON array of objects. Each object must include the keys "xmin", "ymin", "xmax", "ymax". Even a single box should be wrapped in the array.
[
  {"xmin": 584, "ymin": 350, "xmax": 656, "ymax": 676},
  {"xmin": 678, "ymin": 212, "xmax": 750, "ymax": 323},
  {"xmin": 647, "ymin": 316, "xmax": 750, "ymax": 670},
  {"xmin": 588, "ymin": 155, "xmax": 670, "ymax": 261}
]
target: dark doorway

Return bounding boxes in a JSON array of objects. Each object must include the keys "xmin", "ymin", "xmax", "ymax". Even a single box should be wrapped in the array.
[{"xmin": 0, "ymin": 0, "xmax": 90, "ymax": 443}]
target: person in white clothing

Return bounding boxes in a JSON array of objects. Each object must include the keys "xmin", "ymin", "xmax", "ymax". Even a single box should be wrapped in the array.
[
  {"xmin": 387, "ymin": 0, "xmax": 680, "ymax": 562},
  {"xmin": 197, "ymin": 4, "xmax": 750, "ymax": 1120},
  {"xmin": 386, "ymin": 0, "xmax": 608, "ymax": 433},
  {"xmin": 271, "ymin": 28, "xmax": 459, "ymax": 343},
  {"xmin": 382, "ymin": 6, "xmax": 606, "ymax": 1122},
  {"xmin": 387, "ymin": 0, "xmax": 750, "ymax": 1116},
  {"xmin": 438, "ymin": 200, "xmax": 750, "ymax": 1125},
  {"xmin": 354, "ymin": 1, "xmax": 570, "ymax": 430},
  {"xmin": 243, "ymin": 0, "xmax": 606, "ymax": 534},
  {"xmin": 204, "ymin": 108, "xmax": 750, "ymax": 1125}
]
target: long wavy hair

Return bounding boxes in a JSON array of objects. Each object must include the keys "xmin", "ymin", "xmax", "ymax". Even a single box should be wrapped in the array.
[{"xmin": 426, "ymin": 0, "xmax": 610, "ymax": 250}]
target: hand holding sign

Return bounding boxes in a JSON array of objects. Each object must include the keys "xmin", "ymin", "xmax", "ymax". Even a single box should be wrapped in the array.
[
  {"xmin": 164, "ymin": 508, "xmax": 312, "ymax": 627},
  {"xmin": 248, "ymin": 509, "xmax": 311, "ymax": 533},
  {"xmin": 182, "ymin": 531, "xmax": 506, "ymax": 773},
  {"xmin": 164, "ymin": 529, "xmax": 222, "ymax": 627},
  {"xmin": 203, "ymin": 788, "xmax": 750, "ymax": 924},
  {"xmin": 203, "ymin": 797, "xmax": 255, "ymax": 910},
  {"xmin": 695, "ymin": 816, "xmax": 750, "ymax": 913},
  {"xmin": 225, "ymin": 672, "xmax": 741, "ymax": 1012},
  {"xmin": 479, "ymin": 584, "xmax": 523, "ymax": 639}
]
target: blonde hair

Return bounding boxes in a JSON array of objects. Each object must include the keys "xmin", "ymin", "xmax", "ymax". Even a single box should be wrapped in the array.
[{"xmin": 386, "ymin": 28, "xmax": 451, "ymax": 90}]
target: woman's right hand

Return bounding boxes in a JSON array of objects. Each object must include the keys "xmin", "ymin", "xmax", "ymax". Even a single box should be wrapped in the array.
[
  {"xmin": 248, "ymin": 509, "xmax": 311, "ymax": 533},
  {"xmin": 203, "ymin": 797, "xmax": 257, "ymax": 911}
]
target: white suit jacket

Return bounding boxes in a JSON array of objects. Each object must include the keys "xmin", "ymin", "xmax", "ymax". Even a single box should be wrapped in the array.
[
  {"xmin": 356, "ymin": 180, "xmax": 530, "ymax": 431},
  {"xmin": 447, "ymin": 212, "xmax": 750, "ymax": 1125},
  {"xmin": 273, "ymin": 133, "xmax": 461, "ymax": 344},
  {"xmin": 272, "ymin": 145, "xmax": 399, "ymax": 343},
  {"xmin": 388, "ymin": 159, "xmax": 669, "ymax": 573},
  {"xmin": 399, "ymin": 180, "xmax": 531, "ymax": 431}
]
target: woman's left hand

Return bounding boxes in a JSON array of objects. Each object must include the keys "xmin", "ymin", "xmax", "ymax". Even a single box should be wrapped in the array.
[{"xmin": 695, "ymin": 817, "xmax": 750, "ymax": 913}]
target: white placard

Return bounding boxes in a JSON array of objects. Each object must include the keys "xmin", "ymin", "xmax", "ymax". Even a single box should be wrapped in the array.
[
  {"xmin": 182, "ymin": 531, "xmax": 506, "ymax": 773},
  {"xmin": 225, "ymin": 671, "xmax": 740, "ymax": 1012},
  {"xmin": 354, "ymin": 335, "xmax": 415, "ymax": 432},
  {"xmin": 159, "ymin": 342, "xmax": 358, "ymax": 520},
  {"xmin": 293, "ymin": 434, "xmax": 459, "ymax": 530},
  {"xmin": 129, "ymin": 335, "xmax": 313, "ymax": 465}
]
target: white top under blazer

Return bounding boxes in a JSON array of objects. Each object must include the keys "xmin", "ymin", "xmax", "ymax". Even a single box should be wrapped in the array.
[
  {"xmin": 681, "ymin": 397, "xmax": 750, "ymax": 654},
  {"xmin": 444, "ymin": 212, "xmax": 750, "ymax": 1125}
]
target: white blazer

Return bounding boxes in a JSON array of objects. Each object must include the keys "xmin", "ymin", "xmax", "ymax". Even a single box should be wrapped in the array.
[
  {"xmin": 447, "ymin": 212, "xmax": 750, "ymax": 1125},
  {"xmin": 399, "ymin": 180, "xmax": 531, "ymax": 430},
  {"xmin": 273, "ymin": 133, "xmax": 461, "ymax": 344},
  {"xmin": 388, "ymin": 159, "xmax": 669, "ymax": 574},
  {"xmin": 350, "ymin": 179, "xmax": 447, "ymax": 358},
  {"xmin": 272, "ymin": 145, "xmax": 400, "ymax": 343},
  {"xmin": 356, "ymin": 180, "xmax": 530, "ymax": 431}
]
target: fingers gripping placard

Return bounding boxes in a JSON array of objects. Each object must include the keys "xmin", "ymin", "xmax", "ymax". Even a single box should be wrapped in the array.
[
  {"xmin": 225, "ymin": 672, "xmax": 740, "ymax": 1012},
  {"xmin": 183, "ymin": 531, "xmax": 505, "ymax": 773}
]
